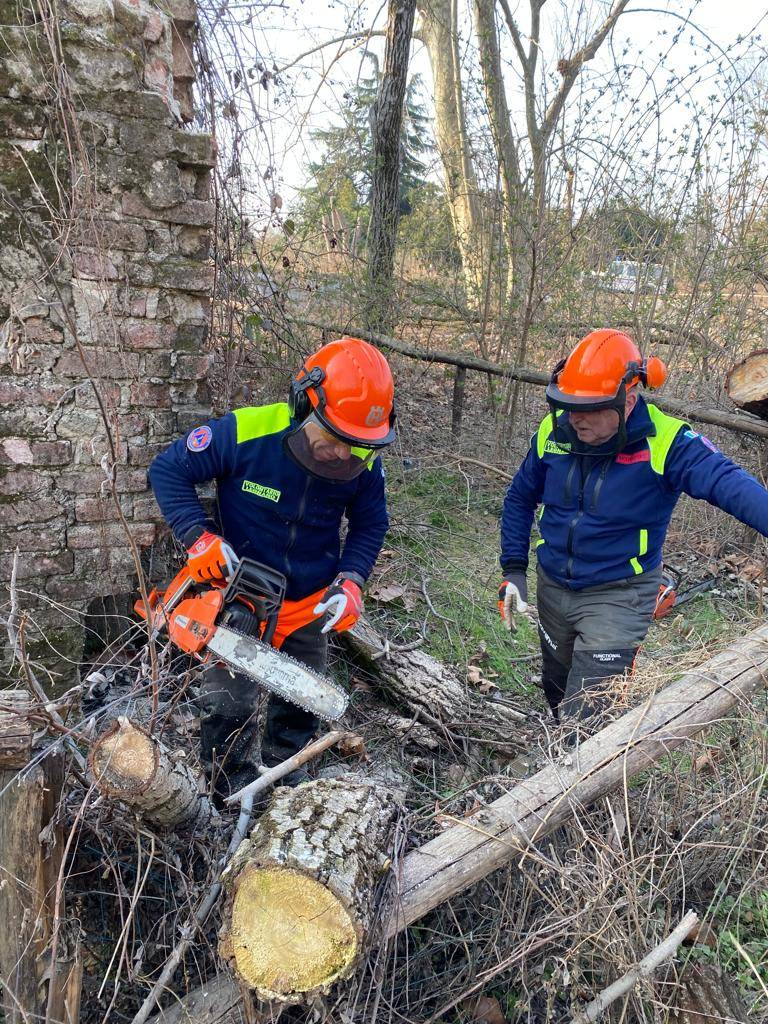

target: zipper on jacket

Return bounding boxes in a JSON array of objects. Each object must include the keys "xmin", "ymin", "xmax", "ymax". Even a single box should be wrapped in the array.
[
  {"xmin": 566, "ymin": 458, "xmax": 590, "ymax": 580},
  {"xmin": 284, "ymin": 474, "xmax": 311, "ymax": 581}
]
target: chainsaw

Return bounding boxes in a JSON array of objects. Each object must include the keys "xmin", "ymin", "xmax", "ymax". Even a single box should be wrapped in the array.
[
  {"xmin": 653, "ymin": 566, "xmax": 717, "ymax": 620},
  {"xmin": 135, "ymin": 558, "xmax": 349, "ymax": 721}
]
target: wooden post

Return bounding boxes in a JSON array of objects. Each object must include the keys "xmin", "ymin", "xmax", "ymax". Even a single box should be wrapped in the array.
[
  {"xmin": 0, "ymin": 692, "xmax": 67, "ymax": 1024},
  {"xmin": 386, "ymin": 621, "xmax": 768, "ymax": 935},
  {"xmin": 451, "ymin": 364, "xmax": 467, "ymax": 437}
]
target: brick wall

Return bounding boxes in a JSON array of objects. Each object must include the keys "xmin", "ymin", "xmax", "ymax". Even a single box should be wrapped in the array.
[{"xmin": 0, "ymin": 0, "xmax": 213, "ymax": 682}]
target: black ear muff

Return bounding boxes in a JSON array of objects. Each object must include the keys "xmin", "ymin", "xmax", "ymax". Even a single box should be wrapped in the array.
[{"xmin": 288, "ymin": 366, "xmax": 327, "ymax": 422}]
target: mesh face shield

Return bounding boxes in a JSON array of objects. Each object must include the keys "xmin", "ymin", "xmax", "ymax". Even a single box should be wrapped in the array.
[{"xmin": 284, "ymin": 412, "xmax": 382, "ymax": 482}]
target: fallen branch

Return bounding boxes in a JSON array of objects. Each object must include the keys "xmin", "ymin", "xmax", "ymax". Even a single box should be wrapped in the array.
[
  {"xmin": 303, "ymin": 321, "xmax": 768, "ymax": 440},
  {"xmin": 387, "ymin": 620, "xmax": 768, "ymax": 934},
  {"xmin": 224, "ymin": 729, "xmax": 349, "ymax": 805},
  {"xmin": 569, "ymin": 910, "xmax": 698, "ymax": 1023}
]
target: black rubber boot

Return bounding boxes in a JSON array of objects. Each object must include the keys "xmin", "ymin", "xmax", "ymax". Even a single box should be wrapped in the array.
[{"xmin": 197, "ymin": 666, "xmax": 260, "ymax": 804}]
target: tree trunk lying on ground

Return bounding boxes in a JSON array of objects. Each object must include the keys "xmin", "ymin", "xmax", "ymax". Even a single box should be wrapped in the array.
[
  {"xmin": 343, "ymin": 618, "xmax": 527, "ymax": 754},
  {"xmin": 89, "ymin": 717, "xmax": 213, "ymax": 830},
  {"xmin": 219, "ymin": 778, "xmax": 399, "ymax": 1005},
  {"xmin": 386, "ymin": 620, "xmax": 768, "ymax": 935},
  {"xmin": 726, "ymin": 349, "xmax": 768, "ymax": 421},
  {"xmin": 147, "ymin": 973, "xmax": 259, "ymax": 1024}
]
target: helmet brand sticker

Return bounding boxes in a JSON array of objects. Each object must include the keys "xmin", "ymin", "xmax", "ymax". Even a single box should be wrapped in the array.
[
  {"xmin": 187, "ymin": 425, "xmax": 212, "ymax": 452},
  {"xmin": 365, "ymin": 405, "xmax": 386, "ymax": 426}
]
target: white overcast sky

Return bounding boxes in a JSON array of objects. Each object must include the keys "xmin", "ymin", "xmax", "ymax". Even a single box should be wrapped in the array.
[{"xmin": 211, "ymin": 0, "xmax": 768, "ymax": 216}]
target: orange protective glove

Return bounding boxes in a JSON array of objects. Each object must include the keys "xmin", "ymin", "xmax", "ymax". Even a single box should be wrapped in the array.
[{"xmin": 186, "ymin": 530, "xmax": 238, "ymax": 583}]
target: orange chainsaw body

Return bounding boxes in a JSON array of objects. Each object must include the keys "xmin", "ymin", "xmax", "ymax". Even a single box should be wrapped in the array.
[{"xmin": 135, "ymin": 565, "xmax": 227, "ymax": 659}]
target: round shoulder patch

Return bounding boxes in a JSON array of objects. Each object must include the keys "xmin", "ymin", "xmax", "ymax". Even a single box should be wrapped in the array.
[{"xmin": 187, "ymin": 425, "xmax": 212, "ymax": 452}]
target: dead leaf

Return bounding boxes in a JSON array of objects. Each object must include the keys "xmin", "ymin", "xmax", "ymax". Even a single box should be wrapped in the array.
[
  {"xmin": 465, "ymin": 995, "xmax": 507, "ymax": 1024},
  {"xmin": 683, "ymin": 920, "xmax": 718, "ymax": 949},
  {"xmin": 350, "ymin": 676, "xmax": 375, "ymax": 693},
  {"xmin": 467, "ymin": 664, "xmax": 499, "ymax": 694},
  {"xmin": 338, "ymin": 733, "xmax": 367, "ymax": 759},
  {"xmin": 369, "ymin": 583, "xmax": 406, "ymax": 603},
  {"xmin": 694, "ymin": 747, "xmax": 722, "ymax": 774}
]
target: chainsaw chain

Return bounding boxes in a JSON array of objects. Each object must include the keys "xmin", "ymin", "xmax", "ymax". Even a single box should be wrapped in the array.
[{"xmin": 212, "ymin": 626, "xmax": 348, "ymax": 722}]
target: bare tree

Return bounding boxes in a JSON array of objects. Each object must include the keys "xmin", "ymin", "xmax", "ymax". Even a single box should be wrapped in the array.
[
  {"xmin": 367, "ymin": 0, "xmax": 418, "ymax": 330},
  {"xmin": 416, "ymin": 0, "xmax": 485, "ymax": 301}
]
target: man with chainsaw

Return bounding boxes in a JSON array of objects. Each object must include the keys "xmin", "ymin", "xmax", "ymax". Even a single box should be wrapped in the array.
[
  {"xmin": 148, "ymin": 336, "xmax": 395, "ymax": 795},
  {"xmin": 499, "ymin": 328, "xmax": 768, "ymax": 724}
]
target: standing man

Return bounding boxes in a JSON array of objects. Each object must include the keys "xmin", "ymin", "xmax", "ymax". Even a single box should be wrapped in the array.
[
  {"xmin": 499, "ymin": 329, "xmax": 768, "ymax": 723},
  {"xmin": 149, "ymin": 336, "xmax": 395, "ymax": 795}
]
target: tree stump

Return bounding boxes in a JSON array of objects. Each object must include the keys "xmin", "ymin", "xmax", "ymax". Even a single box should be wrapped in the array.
[
  {"xmin": 89, "ymin": 717, "xmax": 213, "ymax": 830},
  {"xmin": 343, "ymin": 618, "xmax": 527, "ymax": 754},
  {"xmin": 726, "ymin": 349, "xmax": 768, "ymax": 421},
  {"xmin": 219, "ymin": 778, "xmax": 399, "ymax": 1004},
  {"xmin": 668, "ymin": 963, "xmax": 750, "ymax": 1023}
]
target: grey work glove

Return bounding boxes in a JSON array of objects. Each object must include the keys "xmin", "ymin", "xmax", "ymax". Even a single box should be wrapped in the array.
[{"xmin": 498, "ymin": 572, "xmax": 530, "ymax": 632}]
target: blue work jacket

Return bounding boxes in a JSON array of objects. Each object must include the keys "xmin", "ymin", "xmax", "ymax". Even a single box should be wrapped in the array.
[
  {"xmin": 148, "ymin": 403, "xmax": 389, "ymax": 600},
  {"xmin": 501, "ymin": 397, "xmax": 768, "ymax": 589}
]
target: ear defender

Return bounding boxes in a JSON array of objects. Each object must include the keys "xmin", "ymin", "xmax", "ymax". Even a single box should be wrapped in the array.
[
  {"xmin": 288, "ymin": 366, "xmax": 326, "ymax": 421},
  {"xmin": 644, "ymin": 355, "xmax": 667, "ymax": 389}
]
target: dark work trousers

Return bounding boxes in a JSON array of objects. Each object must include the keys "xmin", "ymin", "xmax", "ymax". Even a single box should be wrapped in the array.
[
  {"xmin": 536, "ymin": 563, "xmax": 662, "ymax": 723},
  {"xmin": 197, "ymin": 616, "xmax": 328, "ymax": 797}
]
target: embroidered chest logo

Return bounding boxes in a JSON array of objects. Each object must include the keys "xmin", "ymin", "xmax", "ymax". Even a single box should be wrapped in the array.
[{"xmin": 242, "ymin": 480, "xmax": 281, "ymax": 502}]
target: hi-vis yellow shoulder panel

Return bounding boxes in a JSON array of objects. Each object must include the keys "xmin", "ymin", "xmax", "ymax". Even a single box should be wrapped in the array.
[
  {"xmin": 233, "ymin": 403, "xmax": 292, "ymax": 444},
  {"xmin": 646, "ymin": 404, "xmax": 688, "ymax": 474}
]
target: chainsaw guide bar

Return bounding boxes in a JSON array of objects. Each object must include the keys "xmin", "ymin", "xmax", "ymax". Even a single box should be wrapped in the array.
[{"xmin": 205, "ymin": 624, "xmax": 349, "ymax": 722}]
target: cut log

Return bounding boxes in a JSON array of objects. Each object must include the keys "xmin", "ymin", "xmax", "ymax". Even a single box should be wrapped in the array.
[
  {"xmin": 89, "ymin": 717, "xmax": 213, "ymax": 830},
  {"xmin": 147, "ymin": 974, "xmax": 270, "ymax": 1024},
  {"xmin": 0, "ymin": 752, "xmax": 64, "ymax": 1024},
  {"xmin": 726, "ymin": 349, "xmax": 768, "ymax": 421},
  {"xmin": 668, "ymin": 963, "xmax": 750, "ymax": 1023},
  {"xmin": 386, "ymin": 621, "xmax": 768, "ymax": 935},
  {"xmin": 0, "ymin": 689, "xmax": 33, "ymax": 768},
  {"xmin": 343, "ymin": 618, "xmax": 527, "ymax": 754},
  {"xmin": 219, "ymin": 778, "xmax": 399, "ymax": 1004}
]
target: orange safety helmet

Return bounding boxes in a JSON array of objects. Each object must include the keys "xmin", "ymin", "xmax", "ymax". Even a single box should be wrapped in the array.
[
  {"xmin": 547, "ymin": 329, "xmax": 667, "ymax": 408},
  {"xmin": 546, "ymin": 329, "xmax": 667, "ymax": 452},
  {"xmin": 289, "ymin": 336, "xmax": 396, "ymax": 446}
]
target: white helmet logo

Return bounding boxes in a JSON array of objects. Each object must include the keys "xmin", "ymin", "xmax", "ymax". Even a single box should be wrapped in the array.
[{"xmin": 365, "ymin": 405, "xmax": 385, "ymax": 426}]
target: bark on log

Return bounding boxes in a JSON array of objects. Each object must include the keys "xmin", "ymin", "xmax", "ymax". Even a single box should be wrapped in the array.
[
  {"xmin": 0, "ymin": 689, "xmax": 33, "ymax": 768},
  {"xmin": 669, "ymin": 963, "xmax": 750, "ymax": 1023},
  {"xmin": 343, "ymin": 618, "xmax": 527, "ymax": 753},
  {"xmin": 147, "ymin": 974, "xmax": 278, "ymax": 1024},
  {"xmin": 219, "ymin": 778, "xmax": 399, "ymax": 1004},
  {"xmin": 305, "ymin": 321, "xmax": 768, "ymax": 440},
  {"xmin": 89, "ymin": 717, "xmax": 213, "ymax": 830},
  {"xmin": 726, "ymin": 349, "xmax": 768, "ymax": 421},
  {"xmin": 0, "ymin": 752, "xmax": 64, "ymax": 1024},
  {"xmin": 386, "ymin": 621, "xmax": 768, "ymax": 935}
]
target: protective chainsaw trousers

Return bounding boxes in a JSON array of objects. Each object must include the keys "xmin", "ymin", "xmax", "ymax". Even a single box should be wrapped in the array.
[
  {"xmin": 535, "ymin": 563, "xmax": 661, "ymax": 722},
  {"xmin": 197, "ymin": 612, "xmax": 327, "ymax": 799}
]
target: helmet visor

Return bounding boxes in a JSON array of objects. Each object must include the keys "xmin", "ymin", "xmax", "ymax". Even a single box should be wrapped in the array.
[{"xmin": 284, "ymin": 413, "xmax": 380, "ymax": 482}]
